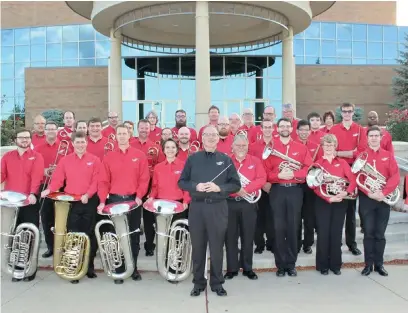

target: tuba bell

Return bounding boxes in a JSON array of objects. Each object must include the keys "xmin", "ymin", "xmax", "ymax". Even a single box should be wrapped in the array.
[
  {"xmin": 147, "ymin": 146, "xmax": 160, "ymax": 173},
  {"xmin": 47, "ymin": 192, "xmax": 90, "ymax": 281},
  {"xmin": 351, "ymin": 152, "xmax": 400, "ymax": 206},
  {"xmin": 237, "ymin": 164, "xmax": 261, "ymax": 203},
  {"xmin": 143, "ymin": 199, "xmax": 192, "ymax": 282},
  {"xmin": 0, "ymin": 191, "xmax": 40, "ymax": 280},
  {"xmin": 95, "ymin": 201, "xmax": 140, "ymax": 280}
]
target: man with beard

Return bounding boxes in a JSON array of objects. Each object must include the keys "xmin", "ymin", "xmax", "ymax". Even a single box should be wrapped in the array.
[
  {"xmin": 75, "ymin": 120, "xmax": 88, "ymax": 135},
  {"xmin": 1, "ymin": 129, "xmax": 44, "ymax": 282},
  {"xmin": 248, "ymin": 106, "xmax": 276, "ymax": 143},
  {"xmin": 282, "ymin": 103, "xmax": 299, "ymax": 139},
  {"xmin": 238, "ymin": 108, "xmax": 256, "ymax": 134},
  {"xmin": 31, "ymin": 115, "xmax": 46, "ymax": 148},
  {"xmin": 198, "ymin": 105, "xmax": 220, "ymax": 144},
  {"xmin": 229, "ymin": 113, "xmax": 242, "ymax": 136},
  {"xmin": 177, "ymin": 127, "xmax": 200, "ymax": 161},
  {"xmin": 263, "ymin": 118, "xmax": 312, "ymax": 277},
  {"xmin": 307, "ymin": 112, "xmax": 325, "ymax": 145},
  {"xmin": 102, "ymin": 111, "xmax": 119, "ymax": 139},
  {"xmin": 171, "ymin": 109, "xmax": 198, "ymax": 142},
  {"xmin": 58, "ymin": 111, "xmax": 75, "ymax": 141},
  {"xmin": 216, "ymin": 116, "xmax": 234, "ymax": 154},
  {"xmin": 366, "ymin": 111, "xmax": 394, "ymax": 154}
]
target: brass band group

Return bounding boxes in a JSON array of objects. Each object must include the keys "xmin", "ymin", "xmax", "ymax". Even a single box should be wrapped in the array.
[{"xmin": 0, "ymin": 102, "xmax": 400, "ymax": 297}]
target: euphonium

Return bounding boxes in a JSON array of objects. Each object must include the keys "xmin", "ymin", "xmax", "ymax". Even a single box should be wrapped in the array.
[
  {"xmin": 49, "ymin": 192, "xmax": 90, "ymax": 281},
  {"xmin": 237, "ymin": 164, "xmax": 261, "ymax": 203},
  {"xmin": 0, "ymin": 191, "xmax": 40, "ymax": 280},
  {"xmin": 306, "ymin": 164, "xmax": 357, "ymax": 200},
  {"xmin": 143, "ymin": 199, "xmax": 192, "ymax": 282},
  {"xmin": 262, "ymin": 144, "xmax": 302, "ymax": 171},
  {"xmin": 95, "ymin": 201, "xmax": 139, "ymax": 280},
  {"xmin": 351, "ymin": 152, "xmax": 400, "ymax": 206}
]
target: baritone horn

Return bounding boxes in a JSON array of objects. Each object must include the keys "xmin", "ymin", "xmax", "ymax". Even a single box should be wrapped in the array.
[
  {"xmin": 237, "ymin": 164, "xmax": 261, "ymax": 203},
  {"xmin": 263, "ymin": 144, "xmax": 302, "ymax": 172},
  {"xmin": 351, "ymin": 152, "xmax": 400, "ymax": 206},
  {"xmin": 0, "ymin": 191, "xmax": 40, "ymax": 280}
]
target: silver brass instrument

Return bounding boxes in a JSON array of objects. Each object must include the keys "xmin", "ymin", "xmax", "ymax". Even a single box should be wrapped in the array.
[
  {"xmin": 0, "ymin": 191, "xmax": 40, "ymax": 280},
  {"xmin": 237, "ymin": 164, "xmax": 261, "ymax": 203},
  {"xmin": 188, "ymin": 141, "xmax": 200, "ymax": 156},
  {"xmin": 95, "ymin": 201, "xmax": 139, "ymax": 280},
  {"xmin": 352, "ymin": 152, "xmax": 400, "ymax": 206},
  {"xmin": 236, "ymin": 130, "xmax": 248, "ymax": 137},
  {"xmin": 306, "ymin": 164, "xmax": 357, "ymax": 200},
  {"xmin": 262, "ymin": 144, "xmax": 302, "ymax": 172},
  {"xmin": 143, "ymin": 199, "xmax": 192, "ymax": 282}
]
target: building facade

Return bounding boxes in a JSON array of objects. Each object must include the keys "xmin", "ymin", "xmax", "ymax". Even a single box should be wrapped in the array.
[{"xmin": 1, "ymin": 1, "xmax": 407, "ymax": 128}]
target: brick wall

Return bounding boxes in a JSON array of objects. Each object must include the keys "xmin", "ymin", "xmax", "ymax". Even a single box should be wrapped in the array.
[
  {"xmin": 314, "ymin": 1, "xmax": 397, "ymax": 25},
  {"xmin": 0, "ymin": 1, "xmax": 88, "ymax": 28},
  {"xmin": 295, "ymin": 65, "xmax": 396, "ymax": 125},
  {"xmin": 25, "ymin": 67, "xmax": 109, "ymax": 128}
]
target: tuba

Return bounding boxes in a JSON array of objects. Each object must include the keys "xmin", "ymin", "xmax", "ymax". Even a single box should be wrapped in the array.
[
  {"xmin": 143, "ymin": 199, "xmax": 192, "ymax": 282},
  {"xmin": 188, "ymin": 141, "xmax": 200, "ymax": 156},
  {"xmin": 0, "ymin": 191, "xmax": 40, "ymax": 280},
  {"xmin": 306, "ymin": 164, "xmax": 357, "ymax": 200},
  {"xmin": 351, "ymin": 152, "xmax": 400, "ymax": 206},
  {"xmin": 95, "ymin": 201, "xmax": 139, "ymax": 280},
  {"xmin": 237, "ymin": 164, "xmax": 261, "ymax": 203},
  {"xmin": 47, "ymin": 192, "xmax": 90, "ymax": 281}
]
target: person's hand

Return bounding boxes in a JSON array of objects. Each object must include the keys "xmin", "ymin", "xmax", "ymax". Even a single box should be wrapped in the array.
[
  {"xmin": 45, "ymin": 165, "xmax": 56, "ymax": 177},
  {"xmin": 237, "ymin": 188, "xmax": 248, "ymax": 197},
  {"xmin": 336, "ymin": 191, "xmax": 348, "ymax": 199},
  {"xmin": 262, "ymin": 183, "xmax": 271, "ymax": 193},
  {"xmin": 329, "ymin": 195, "xmax": 342, "ymax": 203},
  {"xmin": 28, "ymin": 194, "xmax": 37, "ymax": 205},
  {"xmin": 372, "ymin": 191, "xmax": 385, "ymax": 202},
  {"xmin": 97, "ymin": 203, "xmax": 105, "ymax": 213},
  {"xmin": 41, "ymin": 189, "xmax": 50, "ymax": 198},
  {"xmin": 204, "ymin": 182, "xmax": 221, "ymax": 193},
  {"xmin": 81, "ymin": 194, "xmax": 89, "ymax": 204},
  {"xmin": 196, "ymin": 183, "xmax": 207, "ymax": 192},
  {"xmin": 278, "ymin": 169, "xmax": 294, "ymax": 180},
  {"xmin": 183, "ymin": 203, "xmax": 188, "ymax": 210},
  {"xmin": 135, "ymin": 197, "xmax": 142, "ymax": 206}
]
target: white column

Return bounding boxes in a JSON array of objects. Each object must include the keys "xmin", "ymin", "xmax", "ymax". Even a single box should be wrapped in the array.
[
  {"xmin": 109, "ymin": 28, "xmax": 123, "ymax": 121},
  {"xmin": 195, "ymin": 1, "xmax": 211, "ymax": 129},
  {"xmin": 282, "ymin": 26, "xmax": 296, "ymax": 114}
]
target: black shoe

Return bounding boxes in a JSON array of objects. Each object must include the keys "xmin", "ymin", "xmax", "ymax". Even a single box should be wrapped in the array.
[
  {"xmin": 303, "ymin": 246, "xmax": 313, "ymax": 254},
  {"xmin": 243, "ymin": 270, "xmax": 258, "ymax": 280},
  {"xmin": 70, "ymin": 280, "xmax": 79, "ymax": 284},
  {"xmin": 86, "ymin": 270, "xmax": 97, "ymax": 279},
  {"xmin": 374, "ymin": 265, "xmax": 388, "ymax": 276},
  {"xmin": 266, "ymin": 246, "xmax": 273, "ymax": 252},
  {"xmin": 190, "ymin": 287, "xmax": 206, "ymax": 297},
  {"xmin": 23, "ymin": 273, "xmax": 36, "ymax": 282},
  {"xmin": 349, "ymin": 247, "xmax": 362, "ymax": 256},
  {"xmin": 360, "ymin": 228, "xmax": 364, "ymax": 234},
  {"xmin": 11, "ymin": 277, "xmax": 21, "ymax": 282},
  {"xmin": 145, "ymin": 250, "xmax": 154, "ymax": 257},
  {"xmin": 114, "ymin": 279, "xmax": 124, "ymax": 285},
  {"xmin": 211, "ymin": 286, "xmax": 227, "ymax": 296},
  {"xmin": 331, "ymin": 269, "xmax": 341, "ymax": 275},
  {"xmin": 254, "ymin": 246, "xmax": 264, "ymax": 254},
  {"xmin": 132, "ymin": 270, "xmax": 142, "ymax": 281},
  {"xmin": 42, "ymin": 249, "xmax": 53, "ymax": 258},
  {"xmin": 361, "ymin": 265, "xmax": 373, "ymax": 276},
  {"xmin": 224, "ymin": 271, "xmax": 238, "ymax": 279},
  {"xmin": 286, "ymin": 268, "xmax": 297, "ymax": 277},
  {"xmin": 321, "ymin": 269, "xmax": 329, "ymax": 275},
  {"xmin": 276, "ymin": 268, "xmax": 286, "ymax": 277}
]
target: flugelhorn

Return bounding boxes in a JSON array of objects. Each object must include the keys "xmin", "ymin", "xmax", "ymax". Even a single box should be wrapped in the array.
[
  {"xmin": 351, "ymin": 152, "xmax": 400, "ymax": 206},
  {"xmin": 95, "ymin": 201, "xmax": 140, "ymax": 280},
  {"xmin": 143, "ymin": 199, "xmax": 192, "ymax": 282},
  {"xmin": 306, "ymin": 164, "xmax": 357, "ymax": 200},
  {"xmin": 237, "ymin": 164, "xmax": 261, "ymax": 203},
  {"xmin": 0, "ymin": 191, "xmax": 40, "ymax": 280}
]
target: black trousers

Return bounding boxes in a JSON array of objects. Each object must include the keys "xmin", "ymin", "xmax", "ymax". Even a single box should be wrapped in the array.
[
  {"xmin": 345, "ymin": 199, "xmax": 358, "ymax": 249},
  {"xmin": 359, "ymin": 192, "xmax": 390, "ymax": 267},
  {"xmin": 315, "ymin": 196, "xmax": 347, "ymax": 271},
  {"xmin": 269, "ymin": 184, "xmax": 303, "ymax": 269},
  {"xmin": 39, "ymin": 184, "xmax": 55, "ymax": 251},
  {"xmin": 189, "ymin": 199, "xmax": 228, "ymax": 289},
  {"xmin": 298, "ymin": 184, "xmax": 316, "ymax": 249},
  {"xmin": 143, "ymin": 209, "xmax": 156, "ymax": 251},
  {"xmin": 254, "ymin": 190, "xmax": 274, "ymax": 249},
  {"xmin": 67, "ymin": 195, "xmax": 99, "ymax": 270},
  {"xmin": 225, "ymin": 199, "xmax": 257, "ymax": 272}
]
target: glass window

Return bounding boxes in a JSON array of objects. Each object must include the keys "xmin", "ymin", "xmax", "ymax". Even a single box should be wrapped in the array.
[
  {"xmin": 295, "ymin": 56, "xmax": 304, "ymax": 64},
  {"xmin": 79, "ymin": 24, "xmax": 95, "ymax": 41},
  {"xmin": 225, "ymin": 79, "xmax": 246, "ymax": 99},
  {"xmin": 63, "ymin": 59, "xmax": 78, "ymax": 67},
  {"xmin": 79, "ymin": 42, "xmax": 95, "ymax": 58},
  {"xmin": 383, "ymin": 43, "xmax": 398, "ymax": 59},
  {"xmin": 62, "ymin": 42, "xmax": 78, "ymax": 59},
  {"xmin": 1, "ymin": 80, "xmax": 14, "ymax": 98},
  {"xmin": 1, "ymin": 97, "xmax": 15, "ymax": 113},
  {"xmin": 46, "ymin": 26, "xmax": 62, "ymax": 43},
  {"xmin": 96, "ymin": 31, "xmax": 108, "ymax": 41},
  {"xmin": 352, "ymin": 58, "xmax": 367, "ymax": 65},
  {"xmin": 95, "ymin": 41, "xmax": 110, "ymax": 58},
  {"xmin": 337, "ymin": 41, "xmax": 352, "ymax": 57},
  {"xmin": 367, "ymin": 42, "xmax": 383, "ymax": 59},
  {"xmin": 30, "ymin": 27, "xmax": 46, "ymax": 45},
  {"xmin": 96, "ymin": 58, "xmax": 109, "ymax": 66},
  {"xmin": 321, "ymin": 57, "xmax": 336, "ymax": 64},
  {"xmin": 14, "ymin": 63, "xmax": 29, "ymax": 79},
  {"xmin": 322, "ymin": 40, "xmax": 336, "ymax": 57},
  {"xmin": 2, "ymin": 29, "xmax": 14, "ymax": 46},
  {"xmin": 14, "ymin": 79, "xmax": 24, "ymax": 97},
  {"xmin": 1, "ymin": 46, "xmax": 14, "ymax": 63},
  {"xmin": 353, "ymin": 24, "xmax": 367, "ymax": 41},
  {"xmin": 367, "ymin": 59, "xmax": 382, "ymax": 64},
  {"xmin": 15, "ymin": 45, "xmax": 30, "ymax": 62},
  {"xmin": 31, "ymin": 45, "xmax": 46, "ymax": 62},
  {"xmin": 383, "ymin": 26, "xmax": 398, "ymax": 42},
  {"xmin": 15, "ymin": 28, "xmax": 30, "ymax": 45},
  {"xmin": 47, "ymin": 60, "xmax": 62, "ymax": 67},
  {"xmin": 31, "ymin": 62, "xmax": 46, "ymax": 68},
  {"xmin": 368, "ymin": 25, "xmax": 382, "ymax": 41},
  {"xmin": 62, "ymin": 25, "xmax": 79, "ymax": 42},
  {"xmin": 14, "ymin": 98, "xmax": 24, "ymax": 110},
  {"xmin": 158, "ymin": 79, "xmax": 180, "ymax": 99},
  {"xmin": 305, "ymin": 22, "xmax": 320, "ymax": 39},
  {"xmin": 294, "ymin": 39, "xmax": 304, "ymax": 56},
  {"xmin": 269, "ymin": 57, "xmax": 282, "ymax": 78},
  {"xmin": 305, "ymin": 39, "xmax": 320, "ymax": 56},
  {"xmin": 383, "ymin": 59, "xmax": 397, "ymax": 65},
  {"xmin": 337, "ymin": 24, "xmax": 352, "ymax": 41},
  {"xmin": 46, "ymin": 43, "xmax": 61, "ymax": 60},
  {"xmin": 122, "ymin": 59, "xmax": 136, "ymax": 79},
  {"xmin": 305, "ymin": 57, "xmax": 321, "ymax": 64},
  {"xmin": 399, "ymin": 27, "xmax": 408, "ymax": 42},
  {"xmin": 352, "ymin": 42, "xmax": 367, "ymax": 58},
  {"xmin": 321, "ymin": 22, "xmax": 336, "ymax": 39},
  {"xmin": 337, "ymin": 58, "xmax": 351, "ymax": 64},
  {"xmin": 1, "ymin": 64, "xmax": 14, "ymax": 79},
  {"xmin": 79, "ymin": 59, "xmax": 95, "ymax": 66}
]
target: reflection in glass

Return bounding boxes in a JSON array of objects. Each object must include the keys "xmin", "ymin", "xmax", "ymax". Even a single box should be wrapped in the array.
[
  {"xmin": 321, "ymin": 57, "xmax": 336, "ymax": 64},
  {"xmin": 322, "ymin": 40, "xmax": 336, "ymax": 57},
  {"xmin": 96, "ymin": 58, "xmax": 109, "ymax": 66},
  {"xmin": 62, "ymin": 25, "xmax": 79, "ymax": 42},
  {"xmin": 46, "ymin": 26, "xmax": 62, "ymax": 43},
  {"xmin": 337, "ymin": 23, "xmax": 352, "ymax": 41},
  {"xmin": 1, "ymin": 80, "xmax": 14, "ymax": 98},
  {"xmin": 368, "ymin": 25, "xmax": 382, "ymax": 41},
  {"xmin": 337, "ymin": 41, "xmax": 352, "ymax": 57},
  {"xmin": 15, "ymin": 45, "xmax": 30, "ymax": 62},
  {"xmin": 321, "ymin": 22, "xmax": 336, "ymax": 39},
  {"xmin": 31, "ymin": 45, "xmax": 46, "ymax": 62},
  {"xmin": 122, "ymin": 59, "xmax": 135, "ymax": 79},
  {"xmin": 95, "ymin": 41, "xmax": 110, "ymax": 58},
  {"xmin": 79, "ymin": 42, "xmax": 95, "ymax": 58},
  {"xmin": 305, "ymin": 39, "xmax": 319, "ymax": 56},
  {"xmin": 79, "ymin": 59, "xmax": 95, "ymax": 66},
  {"xmin": 62, "ymin": 42, "xmax": 78, "ymax": 59},
  {"xmin": 305, "ymin": 57, "xmax": 320, "ymax": 64},
  {"xmin": 30, "ymin": 27, "xmax": 46, "ymax": 45},
  {"xmin": 15, "ymin": 28, "xmax": 30, "ymax": 45},
  {"xmin": 399, "ymin": 27, "xmax": 408, "ymax": 42},
  {"xmin": 225, "ymin": 79, "xmax": 246, "ymax": 99},
  {"xmin": 1, "ymin": 29, "xmax": 14, "ymax": 46},
  {"xmin": 14, "ymin": 79, "xmax": 24, "ymax": 97},
  {"xmin": 1, "ymin": 46, "xmax": 14, "ymax": 63},
  {"xmin": 352, "ymin": 41, "xmax": 366, "ymax": 58},
  {"xmin": 96, "ymin": 31, "xmax": 108, "ymax": 41},
  {"xmin": 14, "ymin": 63, "xmax": 29, "ymax": 79},
  {"xmin": 47, "ymin": 43, "xmax": 61, "ymax": 60},
  {"xmin": 367, "ymin": 42, "xmax": 382, "ymax": 59},
  {"xmin": 305, "ymin": 23, "xmax": 320, "ymax": 39},
  {"xmin": 79, "ymin": 24, "xmax": 95, "ymax": 41},
  {"xmin": 383, "ymin": 26, "xmax": 398, "ymax": 42},
  {"xmin": 294, "ymin": 39, "xmax": 304, "ymax": 56},
  {"xmin": 352, "ymin": 24, "xmax": 367, "ymax": 41},
  {"xmin": 384, "ymin": 43, "xmax": 398, "ymax": 59},
  {"xmin": 1, "ymin": 97, "xmax": 15, "ymax": 113}
]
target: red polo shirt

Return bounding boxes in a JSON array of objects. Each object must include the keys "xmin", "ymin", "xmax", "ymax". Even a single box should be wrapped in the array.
[
  {"xmin": 31, "ymin": 132, "xmax": 46, "ymax": 148},
  {"xmin": 57, "ymin": 126, "xmax": 74, "ymax": 141},
  {"xmin": 309, "ymin": 129, "xmax": 325, "ymax": 145},
  {"xmin": 171, "ymin": 126, "xmax": 198, "ymax": 143},
  {"xmin": 216, "ymin": 135, "xmax": 234, "ymax": 154},
  {"xmin": 363, "ymin": 126, "xmax": 394, "ymax": 154},
  {"xmin": 295, "ymin": 138, "xmax": 323, "ymax": 162},
  {"xmin": 148, "ymin": 126, "xmax": 162, "ymax": 143},
  {"xmin": 102, "ymin": 126, "xmax": 116, "ymax": 139}
]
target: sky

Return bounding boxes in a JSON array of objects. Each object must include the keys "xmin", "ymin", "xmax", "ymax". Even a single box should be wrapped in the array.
[{"xmin": 397, "ymin": 0, "xmax": 408, "ymax": 26}]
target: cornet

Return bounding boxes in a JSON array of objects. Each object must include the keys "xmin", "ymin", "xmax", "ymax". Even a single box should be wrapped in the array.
[{"xmin": 352, "ymin": 152, "xmax": 400, "ymax": 206}]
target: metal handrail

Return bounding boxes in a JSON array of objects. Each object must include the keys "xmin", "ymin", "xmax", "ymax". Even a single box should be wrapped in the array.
[{"xmin": 395, "ymin": 156, "xmax": 408, "ymax": 172}]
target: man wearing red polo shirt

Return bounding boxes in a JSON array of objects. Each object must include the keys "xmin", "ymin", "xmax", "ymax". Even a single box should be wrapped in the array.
[
  {"xmin": 102, "ymin": 111, "xmax": 119, "ymax": 139},
  {"xmin": 248, "ymin": 106, "xmax": 277, "ymax": 143},
  {"xmin": 307, "ymin": 112, "xmax": 325, "ymax": 145},
  {"xmin": 31, "ymin": 115, "xmax": 46, "ymax": 148},
  {"xmin": 198, "ymin": 105, "xmax": 220, "ymax": 143},
  {"xmin": 216, "ymin": 116, "xmax": 234, "ymax": 154},
  {"xmin": 238, "ymin": 108, "xmax": 256, "ymax": 134},
  {"xmin": 366, "ymin": 111, "xmax": 394, "ymax": 154},
  {"xmin": 57, "ymin": 111, "xmax": 75, "ymax": 140},
  {"xmin": 171, "ymin": 109, "xmax": 198, "ymax": 143},
  {"xmin": 87, "ymin": 117, "xmax": 113, "ymax": 161}
]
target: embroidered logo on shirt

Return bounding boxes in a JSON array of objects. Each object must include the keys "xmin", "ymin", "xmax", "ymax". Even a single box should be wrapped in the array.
[
  {"xmin": 216, "ymin": 161, "xmax": 224, "ymax": 166},
  {"xmin": 381, "ymin": 157, "xmax": 389, "ymax": 161},
  {"xmin": 353, "ymin": 133, "xmax": 358, "ymax": 137},
  {"xmin": 86, "ymin": 162, "xmax": 93, "ymax": 166},
  {"xmin": 292, "ymin": 152, "xmax": 299, "ymax": 156},
  {"xmin": 334, "ymin": 164, "xmax": 340, "ymax": 167},
  {"xmin": 28, "ymin": 157, "xmax": 36, "ymax": 160},
  {"xmin": 132, "ymin": 158, "xmax": 139, "ymax": 162},
  {"xmin": 174, "ymin": 170, "xmax": 181, "ymax": 174},
  {"xmin": 310, "ymin": 149, "xmax": 316, "ymax": 152},
  {"xmin": 248, "ymin": 165, "xmax": 254, "ymax": 169}
]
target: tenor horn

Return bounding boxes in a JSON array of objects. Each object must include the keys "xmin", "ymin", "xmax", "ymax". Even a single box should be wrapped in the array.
[
  {"xmin": 95, "ymin": 201, "xmax": 140, "ymax": 280},
  {"xmin": 352, "ymin": 152, "xmax": 400, "ymax": 206},
  {"xmin": 237, "ymin": 164, "xmax": 261, "ymax": 203},
  {"xmin": 263, "ymin": 144, "xmax": 302, "ymax": 172},
  {"xmin": 47, "ymin": 192, "xmax": 90, "ymax": 281},
  {"xmin": 143, "ymin": 199, "xmax": 192, "ymax": 282},
  {"xmin": 0, "ymin": 191, "xmax": 40, "ymax": 280}
]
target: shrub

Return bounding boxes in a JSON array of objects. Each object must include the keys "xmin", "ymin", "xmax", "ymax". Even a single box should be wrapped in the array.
[{"xmin": 385, "ymin": 109, "xmax": 408, "ymax": 141}]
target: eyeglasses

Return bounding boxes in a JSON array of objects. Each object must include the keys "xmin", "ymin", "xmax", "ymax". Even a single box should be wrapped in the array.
[
  {"xmin": 176, "ymin": 115, "xmax": 186, "ymax": 118},
  {"xmin": 203, "ymin": 133, "xmax": 218, "ymax": 138},
  {"xmin": 108, "ymin": 116, "xmax": 118, "ymax": 119},
  {"xmin": 341, "ymin": 110, "xmax": 353, "ymax": 114},
  {"xmin": 218, "ymin": 123, "xmax": 229, "ymax": 127},
  {"xmin": 17, "ymin": 136, "xmax": 30, "ymax": 140},
  {"xmin": 243, "ymin": 113, "xmax": 253, "ymax": 116},
  {"xmin": 264, "ymin": 113, "xmax": 275, "ymax": 116},
  {"xmin": 45, "ymin": 128, "xmax": 57, "ymax": 131}
]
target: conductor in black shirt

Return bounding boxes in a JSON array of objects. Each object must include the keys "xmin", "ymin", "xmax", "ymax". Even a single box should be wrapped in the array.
[{"xmin": 178, "ymin": 125, "xmax": 241, "ymax": 297}]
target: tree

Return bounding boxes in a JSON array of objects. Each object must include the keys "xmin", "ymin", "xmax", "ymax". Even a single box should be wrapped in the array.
[
  {"xmin": 42, "ymin": 110, "xmax": 64, "ymax": 126},
  {"xmin": 1, "ymin": 102, "xmax": 25, "ymax": 146},
  {"xmin": 335, "ymin": 106, "xmax": 364, "ymax": 123},
  {"xmin": 390, "ymin": 33, "xmax": 408, "ymax": 109}
]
